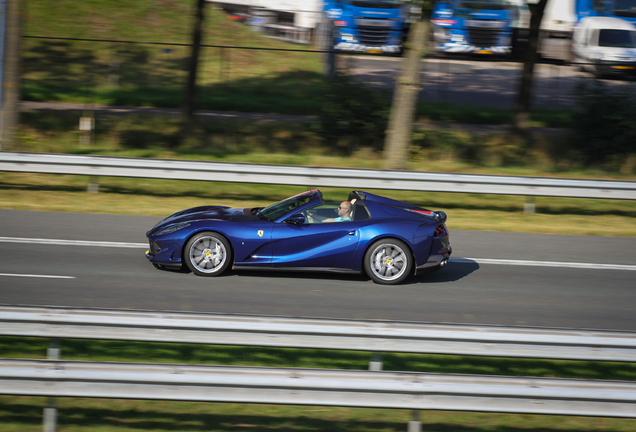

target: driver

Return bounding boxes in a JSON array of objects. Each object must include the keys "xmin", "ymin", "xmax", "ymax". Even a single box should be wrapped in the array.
[{"xmin": 312, "ymin": 201, "xmax": 353, "ymax": 223}]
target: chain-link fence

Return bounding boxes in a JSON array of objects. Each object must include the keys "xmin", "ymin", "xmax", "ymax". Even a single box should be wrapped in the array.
[
  {"xmin": 22, "ymin": 34, "xmax": 636, "ymax": 112},
  {"xmin": 22, "ymin": 35, "xmax": 324, "ymax": 110}
]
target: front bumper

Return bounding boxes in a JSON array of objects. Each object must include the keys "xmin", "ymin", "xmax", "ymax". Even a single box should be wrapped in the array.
[
  {"xmin": 596, "ymin": 61, "xmax": 636, "ymax": 76},
  {"xmin": 334, "ymin": 42, "xmax": 401, "ymax": 54},
  {"xmin": 145, "ymin": 238, "xmax": 182, "ymax": 267},
  {"xmin": 435, "ymin": 42, "xmax": 510, "ymax": 55}
]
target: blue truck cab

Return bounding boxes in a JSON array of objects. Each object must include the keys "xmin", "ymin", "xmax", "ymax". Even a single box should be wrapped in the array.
[
  {"xmin": 432, "ymin": 0, "xmax": 519, "ymax": 55},
  {"xmin": 324, "ymin": 0, "xmax": 410, "ymax": 54},
  {"xmin": 588, "ymin": 0, "xmax": 636, "ymax": 23}
]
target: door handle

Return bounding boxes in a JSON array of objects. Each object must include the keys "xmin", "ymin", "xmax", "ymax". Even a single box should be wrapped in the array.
[{"xmin": 348, "ymin": 231, "xmax": 356, "ymax": 236}]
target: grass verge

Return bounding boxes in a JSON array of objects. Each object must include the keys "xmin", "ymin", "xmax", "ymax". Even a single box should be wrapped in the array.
[{"xmin": 2, "ymin": 170, "xmax": 635, "ymax": 237}]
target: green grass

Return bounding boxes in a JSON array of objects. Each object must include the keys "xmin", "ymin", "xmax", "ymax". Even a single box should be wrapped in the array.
[
  {"xmin": 2, "ymin": 336, "xmax": 636, "ymax": 431},
  {"xmin": 415, "ymin": 103, "xmax": 575, "ymax": 128},
  {"xmin": 3, "ymin": 396, "xmax": 634, "ymax": 432},
  {"xmin": 22, "ymin": 0, "xmax": 326, "ymax": 114}
]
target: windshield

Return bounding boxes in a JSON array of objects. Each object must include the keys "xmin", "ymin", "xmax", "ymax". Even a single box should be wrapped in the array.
[
  {"xmin": 350, "ymin": 0, "xmax": 403, "ymax": 8},
  {"xmin": 258, "ymin": 191, "xmax": 317, "ymax": 221},
  {"xmin": 459, "ymin": 0, "xmax": 509, "ymax": 10},
  {"xmin": 613, "ymin": 0, "xmax": 636, "ymax": 18},
  {"xmin": 599, "ymin": 29, "xmax": 636, "ymax": 47}
]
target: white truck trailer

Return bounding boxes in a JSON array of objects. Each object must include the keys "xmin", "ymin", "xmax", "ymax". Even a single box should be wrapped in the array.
[
  {"xmin": 538, "ymin": 0, "xmax": 581, "ymax": 61},
  {"xmin": 211, "ymin": 0, "xmax": 323, "ymax": 44}
]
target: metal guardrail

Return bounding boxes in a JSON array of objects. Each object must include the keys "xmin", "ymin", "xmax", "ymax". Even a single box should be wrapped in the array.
[
  {"xmin": 2, "ymin": 306, "xmax": 636, "ymax": 362},
  {"xmin": 1, "ymin": 151, "xmax": 635, "ymax": 199},
  {"xmin": 2, "ymin": 359, "xmax": 636, "ymax": 418}
]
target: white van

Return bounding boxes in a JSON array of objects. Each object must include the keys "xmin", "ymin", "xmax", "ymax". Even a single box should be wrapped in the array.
[{"xmin": 572, "ymin": 16, "xmax": 636, "ymax": 78}]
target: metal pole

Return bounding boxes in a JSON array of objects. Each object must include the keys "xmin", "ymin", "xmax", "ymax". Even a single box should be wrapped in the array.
[
  {"xmin": 369, "ymin": 353, "xmax": 383, "ymax": 371},
  {"xmin": 44, "ymin": 339, "xmax": 60, "ymax": 432},
  {"xmin": 320, "ymin": 14, "xmax": 335, "ymax": 79},
  {"xmin": 407, "ymin": 410, "xmax": 421, "ymax": 432}
]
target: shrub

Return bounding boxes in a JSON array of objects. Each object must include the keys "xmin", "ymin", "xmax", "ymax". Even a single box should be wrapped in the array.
[
  {"xmin": 569, "ymin": 81, "xmax": 636, "ymax": 168},
  {"xmin": 312, "ymin": 71, "xmax": 390, "ymax": 155}
]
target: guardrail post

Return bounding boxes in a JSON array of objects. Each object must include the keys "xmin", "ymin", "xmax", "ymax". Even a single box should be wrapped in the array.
[
  {"xmin": 87, "ymin": 176, "xmax": 99, "ymax": 193},
  {"xmin": 407, "ymin": 410, "xmax": 421, "ymax": 432},
  {"xmin": 47, "ymin": 338, "xmax": 60, "ymax": 360},
  {"xmin": 44, "ymin": 339, "xmax": 60, "ymax": 432},
  {"xmin": 524, "ymin": 196, "xmax": 536, "ymax": 214},
  {"xmin": 43, "ymin": 403, "xmax": 57, "ymax": 432},
  {"xmin": 369, "ymin": 353, "xmax": 383, "ymax": 371}
]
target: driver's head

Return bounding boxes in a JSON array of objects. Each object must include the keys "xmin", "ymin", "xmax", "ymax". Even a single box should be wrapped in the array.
[{"xmin": 339, "ymin": 201, "xmax": 352, "ymax": 216}]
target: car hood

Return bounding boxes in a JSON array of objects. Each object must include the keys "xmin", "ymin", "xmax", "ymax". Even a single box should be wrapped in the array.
[{"xmin": 148, "ymin": 206, "xmax": 258, "ymax": 235}]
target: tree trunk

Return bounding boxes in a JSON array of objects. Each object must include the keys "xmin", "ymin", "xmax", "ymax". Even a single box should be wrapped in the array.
[
  {"xmin": 183, "ymin": 0, "xmax": 206, "ymax": 123},
  {"xmin": 1, "ymin": 0, "xmax": 21, "ymax": 150},
  {"xmin": 512, "ymin": 0, "xmax": 548, "ymax": 132},
  {"xmin": 320, "ymin": 17, "xmax": 336, "ymax": 79},
  {"xmin": 383, "ymin": 14, "xmax": 429, "ymax": 170}
]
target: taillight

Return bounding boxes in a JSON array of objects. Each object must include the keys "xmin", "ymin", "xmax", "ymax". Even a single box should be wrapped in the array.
[
  {"xmin": 434, "ymin": 224, "xmax": 448, "ymax": 237},
  {"xmin": 432, "ymin": 19, "xmax": 457, "ymax": 25},
  {"xmin": 334, "ymin": 20, "xmax": 347, "ymax": 26}
]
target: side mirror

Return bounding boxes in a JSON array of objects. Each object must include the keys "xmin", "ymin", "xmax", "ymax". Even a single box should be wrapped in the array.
[{"xmin": 286, "ymin": 213, "xmax": 306, "ymax": 225}]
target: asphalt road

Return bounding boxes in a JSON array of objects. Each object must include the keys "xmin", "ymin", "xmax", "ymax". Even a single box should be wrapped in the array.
[
  {"xmin": 1, "ymin": 209, "xmax": 635, "ymax": 331},
  {"xmin": 345, "ymin": 55, "xmax": 635, "ymax": 109}
]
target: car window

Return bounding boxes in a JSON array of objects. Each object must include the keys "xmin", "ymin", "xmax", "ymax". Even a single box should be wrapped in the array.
[{"xmin": 302, "ymin": 202, "xmax": 348, "ymax": 224}]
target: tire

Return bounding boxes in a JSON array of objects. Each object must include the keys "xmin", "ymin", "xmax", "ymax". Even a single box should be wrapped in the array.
[
  {"xmin": 364, "ymin": 239, "xmax": 413, "ymax": 285},
  {"xmin": 184, "ymin": 232, "xmax": 232, "ymax": 277}
]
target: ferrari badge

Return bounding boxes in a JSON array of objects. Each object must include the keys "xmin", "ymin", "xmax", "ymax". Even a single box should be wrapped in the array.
[{"xmin": 258, "ymin": 230, "xmax": 264, "ymax": 237}]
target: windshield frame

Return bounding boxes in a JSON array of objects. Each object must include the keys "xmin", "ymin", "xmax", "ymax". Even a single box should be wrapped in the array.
[{"xmin": 258, "ymin": 190, "xmax": 322, "ymax": 222}]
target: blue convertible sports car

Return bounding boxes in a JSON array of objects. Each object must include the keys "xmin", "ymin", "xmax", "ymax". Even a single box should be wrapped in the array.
[{"xmin": 146, "ymin": 190, "xmax": 451, "ymax": 285}]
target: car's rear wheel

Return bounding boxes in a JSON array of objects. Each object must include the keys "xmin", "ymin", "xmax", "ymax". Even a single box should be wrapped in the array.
[
  {"xmin": 364, "ymin": 239, "xmax": 412, "ymax": 285},
  {"xmin": 184, "ymin": 232, "xmax": 232, "ymax": 276}
]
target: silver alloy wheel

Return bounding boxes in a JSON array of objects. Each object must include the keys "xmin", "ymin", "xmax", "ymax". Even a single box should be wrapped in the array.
[
  {"xmin": 189, "ymin": 235, "xmax": 227, "ymax": 274},
  {"xmin": 369, "ymin": 243, "xmax": 407, "ymax": 282}
]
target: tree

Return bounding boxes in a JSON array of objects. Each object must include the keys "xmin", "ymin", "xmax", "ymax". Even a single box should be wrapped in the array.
[
  {"xmin": 183, "ymin": 0, "xmax": 206, "ymax": 123},
  {"xmin": 1, "ymin": 0, "xmax": 21, "ymax": 150},
  {"xmin": 512, "ymin": 0, "xmax": 548, "ymax": 131},
  {"xmin": 383, "ymin": 4, "xmax": 430, "ymax": 170}
]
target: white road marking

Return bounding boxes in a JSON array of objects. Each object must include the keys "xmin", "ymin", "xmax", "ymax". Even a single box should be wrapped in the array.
[
  {"xmin": 1, "ymin": 237, "xmax": 635, "ymax": 271},
  {"xmin": 451, "ymin": 257, "xmax": 636, "ymax": 271},
  {"xmin": 0, "ymin": 237, "xmax": 146, "ymax": 248},
  {"xmin": 0, "ymin": 273, "xmax": 75, "ymax": 279}
]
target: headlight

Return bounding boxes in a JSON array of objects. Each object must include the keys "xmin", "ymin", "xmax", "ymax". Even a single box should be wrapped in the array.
[
  {"xmin": 340, "ymin": 31, "xmax": 357, "ymax": 43},
  {"xmin": 449, "ymin": 32, "xmax": 465, "ymax": 43},
  {"xmin": 591, "ymin": 51, "xmax": 604, "ymax": 61},
  {"xmin": 155, "ymin": 222, "xmax": 191, "ymax": 236}
]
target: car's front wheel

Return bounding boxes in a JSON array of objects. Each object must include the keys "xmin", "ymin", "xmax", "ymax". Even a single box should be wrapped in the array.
[
  {"xmin": 364, "ymin": 239, "xmax": 412, "ymax": 285},
  {"xmin": 184, "ymin": 232, "xmax": 232, "ymax": 276}
]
